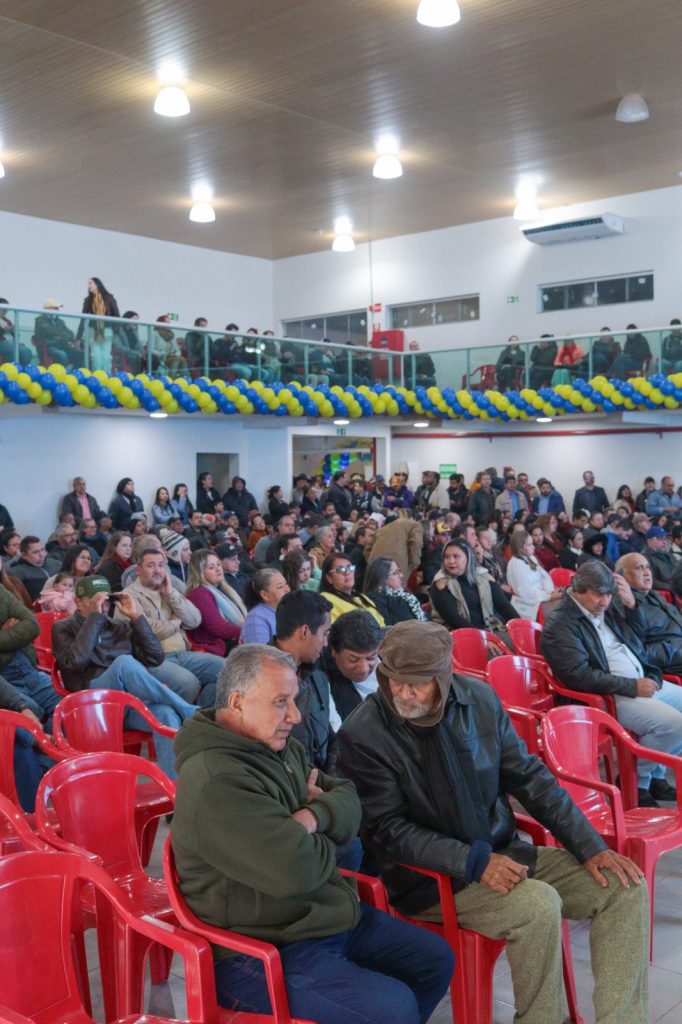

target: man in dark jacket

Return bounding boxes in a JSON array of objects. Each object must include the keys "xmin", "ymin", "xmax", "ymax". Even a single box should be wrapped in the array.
[
  {"xmin": 323, "ymin": 610, "xmax": 383, "ymax": 722},
  {"xmin": 0, "ymin": 583, "xmax": 59, "ymax": 727},
  {"xmin": 52, "ymin": 576, "xmax": 198, "ymax": 777},
  {"xmin": 221, "ymin": 476, "xmax": 257, "ymax": 529},
  {"xmin": 572, "ymin": 470, "xmax": 609, "ymax": 517},
  {"xmin": 8, "ymin": 535, "xmax": 52, "ymax": 602},
  {"xmin": 327, "ymin": 470, "xmax": 352, "ymax": 519},
  {"xmin": 467, "ymin": 471, "xmax": 496, "ymax": 525},
  {"xmin": 531, "ymin": 478, "xmax": 565, "ymax": 516},
  {"xmin": 171, "ymin": 643, "xmax": 453, "ymax": 1024},
  {"xmin": 60, "ymin": 476, "xmax": 100, "ymax": 526},
  {"xmin": 616, "ymin": 552, "xmax": 682, "ymax": 673},
  {"xmin": 643, "ymin": 527, "xmax": 677, "ymax": 590},
  {"xmin": 339, "ymin": 620, "xmax": 649, "ymax": 1024},
  {"xmin": 541, "ymin": 561, "xmax": 682, "ymax": 805}
]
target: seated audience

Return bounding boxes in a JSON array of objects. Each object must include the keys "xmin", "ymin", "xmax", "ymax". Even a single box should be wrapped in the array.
[
  {"xmin": 170, "ymin": 482, "xmax": 194, "ymax": 525},
  {"xmin": 45, "ymin": 522, "xmax": 79, "ymax": 570},
  {"xmin": 616, "ymin": 552, "xmax": 682, "ymax": 675},
  {"xmin": 429, "ymin": 539, "xmax": 517, "ymax": 633},
  {"xmin": 35, "ymin": 571, "xmax": 76, "ymax": 614},
  {"xmin": 495, "ymin": 336, "xmax": 526, "ymax": 390},
  {"xmin": 108, "ymin": 477, "xmax": 144, "ymax": 531},
  {"xmin": 34, "ymin": 299, "xmax": 78, "ymax": 365},
  {"xmin": 241, "ymin": 568, "xmax": 290, "ymax": 643},
  {"xmin": 0, "ymin": 553, "xmax": 32, "ymax": 609},
  {"xmin": 196, "ymin": 472, "xmax": 221, "ymax": 515},
  {"xmin": 319, "ymin": 553, "xmax": 384, "ymax": 625},
  {"xmin": 282, "ymin": 548, "xmax": 320, "ymax": 593},
  {"xmin": 0, "ymin": 581, "xmax": 59, "ymax": 729},
  {"xmin": 171, "ymin": 644, "xmax": 453, "ymax": 1023},
  {"xmin": 253, "ymin": 512, "xmax": 297, "ymax": 568},
  {"xmin": 646, "ymin": 476, "xmax": 682, "ymax": 519},
  {"xmin": 338, "ymin": 620, "xmax": 648, "ymax": 1024},
  {"xmin": 643, "ymin": 527, "xmax": 676, "ymax": 590},
  {"xmin": 476, "ymin": 526, "xmax": 510, "ymax": 590},
  {"xmin": 362, "ymin": 556, "xmax": 427, "ymax": 624},
  {"xmin": 159, "ymin": 528, "xmax": 191, "ymax": 584},
  {"xmin": 94, "ymin": 531, "xmax": 133, "ymax": 592},
  {"xmin": 214, "ymin": 541, "xmax": 250, "ymax": 600},
  {"xmin": 671, "ymin": 523, "xmax": 682, "ymax": 561},
  {"xmin": 529, "ymin": 334, "xmax": 557, "ymax": 388},
  {"xmin": 530, "ymin": 522, "xmax": 560, "ymax": 572},
  {"xmin": 290, "ymin": 473, "xmax": 310, "ymax": 509},
  {"xmin": 578, "ymin": 532, "xmax": 612, "ymax": 568},
  {"xmin": 53, "ymin": 576, "xmax": 197, "ymax": 777},
  {"xmin": 185, "ymin": 548, "xmax": 245, "ymax": 657},
  {"xmin": 506, "ymin": 530, "xmax": 560, "ymax": 619},
  {"xmin": 184, "ymin": 509, "xmax": 211, "ymax": 550},
  {"xmin": 541, "ymin": 561, "xmax": 682, "ymax": 805},
  {"xmin": 0, "ymin": 528, "xmax": 20, "ymax": 563},
  {"xmin": 0, "ymin": 672, "xmax": 52, "ymax": 812},
  {"xmin": 320, "ymin": 611, "xmax": 383, "ymax": 723},
  {"xmin": 614, "ymin": 485, "xmax": 636, "ymax": 515},
  {"xmin": 152, "ymin": 487, "xmax": 175, "ymax": 525},
  {"xmin": 558, "ymin": 528, "xmax": 584, "ymax": 570},
  {"xmin": 121, "ymin": 547, "xmax": 224, "ymax": 705},
  {"xmin": 267, "ymin": 485, "xmax": 290, "ymax": 523},
  {"xmin": 610, "ymin": 324, "xmax": 651, "ymax": 376},
  {"xmin": 60, "ymin": 476, "xmax": 100, "ymax": 526},
  {"xmin": 8, "ymin": 536, "xmax": 52, "ymax": 602},
  {"xmin": 50, "ymin": 543, "xmax": 93, "ymax": 584},
  {"xmin": 308, "ymin": 525, "xmax": 337, "ymax": 570}
]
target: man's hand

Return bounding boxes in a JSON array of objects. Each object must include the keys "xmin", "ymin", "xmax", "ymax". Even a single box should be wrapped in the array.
[
  {"xmin": 636, "ymin": 677, "xmax": 658, "ymax": 698},
  {"xmin": 479, "ymin": 854, "xmax": 528, "ymax": 894},
  {"xmin": 613, "ymin": 573, "xmax": 635, "ymax": 609},
  {"xmin": 583, "ymin": 850, "xmax": 644, "ymax": 889},
  {"xmin": 21, "ymin": 707, "xmax": 42, "ymax": 727},
  {"xmin": 159, "ymin": 571, "xmax": 174, "ymax": 599},
  {"xmin": 292, "ymin": 808, "xmax": 318, "ymax": 834},
  {"xmin": 113, "ymin": 592, "xmax": 140, "ymax": 620},
  {"xmin": 1, "ymin": 617, "xmax": 19, "ymax": 630},
  {"xmin": 82, "ymin": 591, "xmax": 109, "ymax": 616},
  {"xmin": 306, "ymin": 768, "xmax": 324, "ymax": 802}
]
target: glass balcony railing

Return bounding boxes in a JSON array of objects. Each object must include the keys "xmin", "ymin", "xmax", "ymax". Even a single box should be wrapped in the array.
[{"xmin": 0, "ymin": 305, "xmax": 679, "ymax": 393}]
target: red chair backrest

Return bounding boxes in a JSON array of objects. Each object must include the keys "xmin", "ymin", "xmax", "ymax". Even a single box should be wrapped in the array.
[
  {"xmin": 34, "ymin": 610, "xmax": 68, "ymax": 671},
  {"xmin": 0, "ymin": 710, "xmax": 65, "ymax": 806},
  {"xmin": 451, "ymin": 628, "xmax": 510, "ymax": 676},
  {"xmin": 0, "ymin": 792, "xmax": 51, "ymax": 851},
  {"xmin": 36, "ymin": 750, "xmax": 173, "ymax": 876},
  {"xmin": 549, "ymin": 568, "xmax": 575, "ymax": 588},
  {"xmin": 487, "ymin": 655, "xmax": 554, "ymax": 711},
  {"xmin": 541, "ymin": 706, "xmax": 612, "ymax": 817},
  {"xmin": 53, "ymin": 688, "xmax": 147, "ymax": 753},
  {"xmin": 507, "ymin": 618, "xmax": 543, "ymax": 658}
]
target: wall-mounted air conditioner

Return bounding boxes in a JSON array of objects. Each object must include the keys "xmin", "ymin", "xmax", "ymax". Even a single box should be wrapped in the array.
[{"xmin": 522, "ymin": 213, "xmax": 625, "ymax": 246}]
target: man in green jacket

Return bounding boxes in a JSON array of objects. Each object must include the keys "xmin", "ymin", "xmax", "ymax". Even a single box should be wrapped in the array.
[
  {"xmin": 171, "ymin": 643, "xmax": 453, "ymax": 1024},
  {"xmin": 0, "ymin": 583, "xmax": 59, "ymax": 726}
]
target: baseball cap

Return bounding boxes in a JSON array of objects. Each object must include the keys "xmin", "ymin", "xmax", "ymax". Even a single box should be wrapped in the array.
[
  {"xmin": 435, "ymin": 523, "xmax": 451, "ymax": 535},
  {"xmin": 215, "ymin": 542, "xmax": 239, "ymax": 559},
  {"xmin": 645, "ymin": 527, "xmax": 668, "ymax": 539},
  {"xmin": 374, "ymin": 474, "xmax": 385, "ymax": 483},
  {"xmin": 75, "ymin": 576, "xmax": 111, "ymax": 598}
]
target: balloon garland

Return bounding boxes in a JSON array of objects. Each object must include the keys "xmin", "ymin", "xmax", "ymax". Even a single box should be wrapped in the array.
[{"xmin": 0, "ymin": 362, "xmax": 681, "ymax": 420}]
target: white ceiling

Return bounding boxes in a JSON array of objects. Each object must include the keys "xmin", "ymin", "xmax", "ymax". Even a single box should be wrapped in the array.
[{"xmin": 0, "ymin": 0, "xmax": 680, "ymax": 259}]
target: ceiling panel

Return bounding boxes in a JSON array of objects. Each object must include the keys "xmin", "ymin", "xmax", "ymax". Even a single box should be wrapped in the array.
[{"xmin": 0, "ymin": 0, "xmax": 679, "ymax": 258}]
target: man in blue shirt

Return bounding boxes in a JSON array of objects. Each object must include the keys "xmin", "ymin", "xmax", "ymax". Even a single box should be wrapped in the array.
[
  {"xmin": 646, "ymin": 477, "xmax": 682, "ymax": 519},
  {"xmin": 532, "ymin": 478, "xmax": 565, "ymax": 516}
]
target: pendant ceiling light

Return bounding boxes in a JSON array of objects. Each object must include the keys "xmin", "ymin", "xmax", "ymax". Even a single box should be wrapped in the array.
[
  {"xmin": 189, "ymin": 184, "xmax": 215, "ymax": 223},
  {"xmin": 615, "ymin": 93, "xmax": 650, "ymax": 123},
  {"xmin": 373, "ymin": 135, "xmax": 403, "ymax": 179},
  {"xmin": 416, "ymin": 0, "xmax": 461, "ymax": 28},
  {"xmin": 154, "ymin": 85, "xmax": 190, "ymax": 117},
  {"xmin": 513, "ymin": 177, "xmax": 541, "ymax": 221},
  {"xmin": 332, "ymin": 217, "xmax": 355, "ymax": 251}
]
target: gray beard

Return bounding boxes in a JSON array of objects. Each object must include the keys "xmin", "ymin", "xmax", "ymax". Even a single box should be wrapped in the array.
[{"xmin": 393, "ymin": 697, "xmax": 438, "ymax": 720}]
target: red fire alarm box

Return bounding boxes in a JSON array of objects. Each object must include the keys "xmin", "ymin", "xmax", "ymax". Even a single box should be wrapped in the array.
[{"xmin": 370, "ymin": 328, "xmax": 404, "ymax": 382}]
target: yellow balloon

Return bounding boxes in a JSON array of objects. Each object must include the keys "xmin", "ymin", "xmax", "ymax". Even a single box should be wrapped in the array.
[
  {"xmin": 374, "ymin": 399, "xmax": 386, "ymax": 414},
  {"xmin": 235, "ymin": 395, "xmax": 248, "ymax": 412},
  {"xmin": 73, "ymin": 384, "xmax": 89, "ymax": 403},
  {"xmin": 16, "ymin": 372, "xmax": 31, "ymax": 388},
  {"xmin": 159, "ymin": 390, "xmax": 173, "ymax": 408},
  {"xmin": 650, "ymin": 388, "xmax": 663, "ymax": 404},
  {"xmin": 108, "ymin": 378, "xmax": 123, "ymax": 395},
  {"xmin": 48, "ymin": 364, "xmax": 66, "ymax": 380},
  {"xmin": 27, "ymin": 382, "xmax": 42, "ymax": 399},
  {"xmin": 167, "ymin": 399, "xmax": 179, "ymax": 414},
  {"xmin": 93, "ymin": 370, "xmax": 109, "ymax": 382},
  {"xmin": 187, "ymin": 384, "xmax": 201, "ymax": 400},
  {"xmin": 205, "ymin": 400, "xmax": 217, "ymax": 413},
  {"xmin": 639, "ymin": 381, "xmax": 653, "ymax": 397},
  {"xmin": 0, "ymin": 362, "xmax": 17, "ymax": 379},
  {"xmin": 63, "ymin": 374, "xmax": 78, "ymax": 391},
  {"xmin": 582, "ymin": 399, "xmax": 596, "ymax": 413},
  {"xmin": 497, "ymin": 397, "xmax": 510, "ymax": 412},
  {"xmin": 84, "ymin": 393, "xmax": 97, "ymax": 408},
  {"xmin": 279, "ymin": 388, "xmax": 292, "ymax": 403},
  {"xmin": 149, "ymin": 380, "xmax": 165, "ymax": 397},
  {"xmin": 664, "ymin": 396, "xmax": 678, "ymax": 409},
  {"xmin": 269, "ymin": 397, "xmax": 281, "ymax": 410},
  {"xmin": 127, "ymin": 395, "xmax": 140, "ymax": 410},
  {"xmin": 198, "ymin": 392, "xmax": 212, "ymax": 409},
  {"xmin": 320, "ymin": 400, "xmax": 334, "ymax": 417},
  {"xmin": 119, "ymin": 386, "xmax": 133, "ymax": 405},
  {"xmin": 601, "ymin": 383, "xmax": 614, "ymax": 398},
  {"xmin": 37, "ymin": 390, "xmax": 52, "ymax": 405}
]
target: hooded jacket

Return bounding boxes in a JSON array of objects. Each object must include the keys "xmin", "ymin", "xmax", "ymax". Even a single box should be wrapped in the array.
[
  {"xmin": 337, "ymin": 620, "xmax": 605, "ymax": 915},
  {"xmin": 0, "ymin": 584, "xmax": 39, "ymax": 670},
  {"xmin": 171, "ymin": 709, "xmax": 361, "ymax": 958}
]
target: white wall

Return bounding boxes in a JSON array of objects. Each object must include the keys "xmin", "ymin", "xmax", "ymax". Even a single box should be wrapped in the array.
[
  {"xmin": 0, "ymin": 210, "xmax": 273, "ymax": 332},
  {"xmin": 273, "ymin": 184, "xmax": 682, "ymax": 351},
  {"xmin": 390, "ymin": 429, "xmax": 680, "ymax": 508}
]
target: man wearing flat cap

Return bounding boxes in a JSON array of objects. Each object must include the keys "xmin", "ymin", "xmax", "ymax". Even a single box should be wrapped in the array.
[{"xmin": 338, "ymin": 620, "xmax": 649, "ymax": 1024}]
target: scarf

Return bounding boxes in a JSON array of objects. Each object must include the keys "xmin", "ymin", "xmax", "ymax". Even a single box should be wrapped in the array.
[
  {"xmin": 208, "ymin": 582, "xmax": 247, "ymax": 624},
  {"xmin": 378, "ymin": 584, "xmax": 426, "ymax": 621},
  {"xmin": 92, "ymin": 290, "xmax": 106, "ymax": 338},
  {"xmin": 432, "ymin": 567, "xmax": 496, "ymax": 627}
]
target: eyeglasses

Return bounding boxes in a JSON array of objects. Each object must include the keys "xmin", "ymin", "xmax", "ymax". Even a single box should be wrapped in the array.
[{"xmin": 333, "ymin": 565, "xmax": 355, "ymax": 575}]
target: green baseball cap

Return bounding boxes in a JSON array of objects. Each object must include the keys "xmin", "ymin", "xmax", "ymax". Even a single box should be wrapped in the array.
[{"xmin": 75, "ymin": 576, "xmax": 112, "ymax": 599}]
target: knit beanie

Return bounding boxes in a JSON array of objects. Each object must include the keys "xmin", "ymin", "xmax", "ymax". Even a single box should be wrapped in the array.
[{"xmin": 159, "ymin": 528, "xmax": 189, "ymax": 563}]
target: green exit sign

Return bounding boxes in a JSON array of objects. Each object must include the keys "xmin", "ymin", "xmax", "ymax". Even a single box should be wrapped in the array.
[
  {"xmin": 336, "ymin": 427, "xmax": 347, "ymax": 436},
  {"xmin": 506, "ymin": 296, "xmax": 520, "ymax": 304}
]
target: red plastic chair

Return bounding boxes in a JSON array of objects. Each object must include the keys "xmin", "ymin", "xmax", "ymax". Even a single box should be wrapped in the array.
[
  {"xmin": 53, "ymin": 689, "xmax": 171, "ymax": 864},
  {"xmin": 35, "ymin": 750, "xmax": 178, "ymax": 1019},
  {"xmin": 0, "ymin": 849, "xmax": 225, "ymax": 1024},
  {"xmin": 542, "ymin": 705, "xmax": 682, "ymax": 957},
  {"xmin": 161, "ymin": 839, "xmax": 368, "ymax": 1024},
  {"xmin": 549, "ymin": 568, "xmax": 575, "ymax": 589},
  {"xmin": 461, "ymin": 364, "xmax": 496, "ymax": 392},
  {"xmin": 391, "ymin": 857, "xmax": 582, "ymax": 1024},
  {"xmin": 507, "ymin": 618, "xmax": 544, "ymax": 661},
  {"xmin": 34, "ymin": 609, "xmax": 68, "ymax": 671},
  {"xmin": 0, "ymin": 709, "xmax": 67, "ymax": 852},
  {"xmin": 450, "ymin": 628, "xmax": 512, "ymax": 680},
  {"xmin": 488, "ymin": 654, "xmax": 555, "ymax": 714},
  {"xmin": 0, "ymin": 1006, "xmax": 36, "ymax": 1024}
]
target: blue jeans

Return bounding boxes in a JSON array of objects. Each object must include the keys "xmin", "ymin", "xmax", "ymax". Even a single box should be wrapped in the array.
[
  {"xmin": 149, "ymin": 650, "xmax": 223, "ymax": 706},
  {"xmin": 214, "ymin": 903, "xmax": 453, "ymax": 1024},
  {"xmin": 92, "ymin": 655, "xmax": 198, "ymax": 778},
  {"xmin": 614, "ymin": 680, "xmax": 682, "ymax": 786},
  {"xmin": 1, "ymin": 651, "xmax": 61, "ymax": 728}
]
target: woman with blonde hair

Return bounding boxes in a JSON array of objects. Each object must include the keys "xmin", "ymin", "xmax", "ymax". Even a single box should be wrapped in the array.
[{"xmin": 185, "ymin": 548, "xmax": 246, "ymax": 656}]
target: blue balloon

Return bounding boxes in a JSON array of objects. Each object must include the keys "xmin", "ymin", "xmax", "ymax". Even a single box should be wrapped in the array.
[
  {"xmin": 5, "ymin": 381, "xmax": 20, "ymax": 399},
  {"xmin": 39, "ymin": 372, "xmax": 55, "ymax": 389},
  {"xmin": 168, "ymin": 383, "xmax": 181, "ymax": 399},
  {"xmin": 550, "ymin": 394, "xmax": 563, "ymax": 408},
  {"xmin": 477, "ymin": 395, "xmax": 490, "ymax": 409},
  {"xmin": 620, "ymin": 383, "xmax": 634, "ymax": 397},
  {"xmin": 674, "ymin": 389, "xmax": 682, "ymax": 402},
  {"xmin": 129, "ymin": 380, "xmax": 145, "ymax": 397},
  {"xmin": 660, "ymin": 380, "xmax": 675, "ymax": 396}
]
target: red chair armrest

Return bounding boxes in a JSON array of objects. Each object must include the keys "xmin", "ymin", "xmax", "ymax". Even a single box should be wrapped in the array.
[{"xmin": 339, "ymin": 869, "xmax": 389, "ymax": 912}]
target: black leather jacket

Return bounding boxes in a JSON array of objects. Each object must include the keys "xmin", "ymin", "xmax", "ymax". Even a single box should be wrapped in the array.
[
  {"xmin": 631, "ymin": 588, "xmax": 682, "ymax": 669},
  {"xmin": 541, "ymin": 592, "xmax": 660, "ymax": 698},
  {"xmin": 338, "ymin": 676, "xmax": 605, "ymax": 914}
]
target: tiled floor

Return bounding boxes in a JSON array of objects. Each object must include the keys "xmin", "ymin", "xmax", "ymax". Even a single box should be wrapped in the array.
[{"xmin": 86, "ymin": 821, "xmax": 682, "ymax": 1024}]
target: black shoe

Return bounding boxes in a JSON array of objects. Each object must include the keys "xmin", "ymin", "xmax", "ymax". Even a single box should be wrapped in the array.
[
  {"xmin": 637, "ymin": 788, "xmax": 660, "ymax": 808},
  {"xmin": 649, "ymin": 779, "xmax": 677, "ymax": 802}
]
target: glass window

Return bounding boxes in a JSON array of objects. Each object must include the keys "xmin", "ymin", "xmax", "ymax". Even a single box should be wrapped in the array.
[
  {"xmin": 540, "ymin": 273, "xmax": 653, "ymax": 312},
  {"xmin": 628, "ymin": 274, "xmax": 653, "ymax": 302},
  {"xmin": 389, "ymin": 294, "xmax": 479, "ymax": 329},
  {"xmin": 567, "ymin": 282, "xmax": 596, "ymax": 308},
  {"xmin": 282, "ymin": 309, "xmax": 367, "ymax": 346},
  {"xmin": 596, "ymin": 278, "xmax": 627, "ymax": 305},
  {"xmin": 348, "ymin": 311, "xmax": 368, "ymax": 345},
  {"xmin": 540, "ymin": 286, "xmax": 566, "ymax": 312}
]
